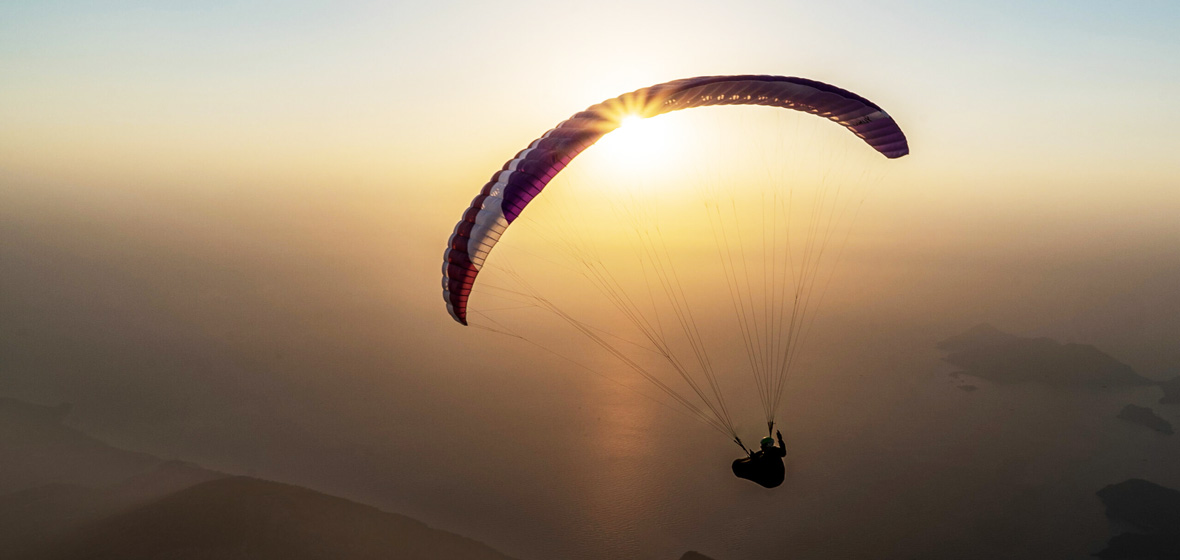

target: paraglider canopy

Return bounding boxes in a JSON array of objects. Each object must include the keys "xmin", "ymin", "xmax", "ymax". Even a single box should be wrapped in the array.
[{"xmin": 443, "ymin": 74, "xmax": 907, "ymax": 326}]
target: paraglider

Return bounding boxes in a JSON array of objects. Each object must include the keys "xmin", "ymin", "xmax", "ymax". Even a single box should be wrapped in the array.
[
  {"xmin": 732, "ymin": 430, "xmax": 787, "ymax": 488},
  {"xmin": 442, "ymin": 75, "xmax": 908, "ymax": 486}
]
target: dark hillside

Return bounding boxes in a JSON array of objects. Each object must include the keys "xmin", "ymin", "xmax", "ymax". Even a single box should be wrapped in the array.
[
  {"xmin": 938, "ymin": 324, "xmax": 1152, "ymax": 387},
  {"xmin": 45, "ymin": 476, "xmax": 520, "ymax": 560},
  {"xmin": 0, "ymin": 398, "xmax": 158, "ymax": 493}
]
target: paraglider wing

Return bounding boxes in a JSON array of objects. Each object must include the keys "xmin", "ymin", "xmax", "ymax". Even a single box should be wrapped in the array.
[{"xmin": 443, "ymin": 75, "xmax": 908, "ymax": 324}]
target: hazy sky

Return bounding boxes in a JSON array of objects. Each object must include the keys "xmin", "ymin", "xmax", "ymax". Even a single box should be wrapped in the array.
[{"xmin": 3, "ymin": 2, "xmax": 1180, "ymax": 559}]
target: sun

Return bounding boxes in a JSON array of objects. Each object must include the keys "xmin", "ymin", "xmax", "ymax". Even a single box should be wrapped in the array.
[
  {"xmin": 619, "ymin": 114, "xmax": 644, "ymax": 128},
  {"xmin": 588, "ymin": 113, "xmax": 680, "ymax": 177}
]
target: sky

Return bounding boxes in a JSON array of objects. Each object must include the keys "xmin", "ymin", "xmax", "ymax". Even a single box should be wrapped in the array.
[{"xmin": 3, "ymin": 2, "xmax": 1180, "ymax": 559}]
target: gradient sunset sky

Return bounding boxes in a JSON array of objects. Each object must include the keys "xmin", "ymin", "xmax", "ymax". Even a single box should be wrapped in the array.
[
  {"xmin": 5, "ymin": 1, "xmax": 1178, "ymax": 199},
  {"xmin": 5, "ymin": 0, "xmax": 1178, "ymax": 334}
]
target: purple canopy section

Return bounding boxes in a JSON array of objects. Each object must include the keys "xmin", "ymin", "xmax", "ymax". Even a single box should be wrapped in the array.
[{"xmin": 443, "ymin": 75, "xmax": 909, "ymax": 325}]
